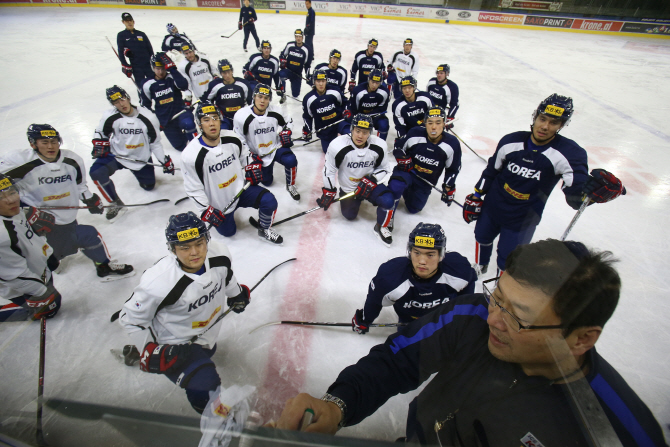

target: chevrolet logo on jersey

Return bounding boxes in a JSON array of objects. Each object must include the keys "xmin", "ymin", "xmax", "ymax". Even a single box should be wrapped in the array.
[
  {"xmin": 213, "ymin": 402, "xmax": 231, "ymax": 418},
  {"xmin": 544, "ymin": 105, "xmax": 564, "ymax": 116},
  {"xmin": 177, "ymin": 228, "xmax": 200, "ymax": 241},
  {"xmin": 126, "ymin": 143, "xmax": 145, "ymax": 149},
  {"xmin": 109, "ymin": 92, "xmax": 122, "ymax": 101},
  {"xmin": 202, "ymin": 105, "xmax": 217, "ymax": 114},
  {"xmin": 159, "ymin": 97, "xmax": 174, "ymax": 105},
  {"xmin": 218, "ymin": 174, "xmax": 237, "ymax": 189},
  {"xmin": 42, "ymin": 244, "xmax": 49, "ymax": 256},
  {"xmin": 258, "ymin": 141, "xmax": 273, "ymax": 148},
  {"xmin": 40, "ymin": 130, "xmax": 57, "ymax": 137},
  {"xmin": 226, "ymin": 106, "xmax": 241, "ymax": 112},
  {"xmin": 414, "ymin": 236, "xmax": 435, "ymax": 247}
]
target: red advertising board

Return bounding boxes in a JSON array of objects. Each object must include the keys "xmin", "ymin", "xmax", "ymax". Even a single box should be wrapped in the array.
[
  {"xmin": 197, "ymin": 0, "xmax": 240, "ymax": 7},
  {"xmin": 571, "ymin": 19, "xmax": 623, "ymax": 32},
  {"xmin": 478, "ymin": 12, "xmax": 524, "ymax": 25}
]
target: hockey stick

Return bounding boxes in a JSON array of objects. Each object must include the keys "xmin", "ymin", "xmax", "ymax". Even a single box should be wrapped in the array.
[
  {"xmin": 33, "ymin": 199, "xmax": 170, "ymax": 211},
  {"xmin": 221, "ymin": 21, "xmax": 247, "ymax": 38},
  {"xmin": 105, "ymin": 36, "xmax": 136, "ymax": 84},
  {"xmin": 248, "ymin": 191, "xmax": 356, "ymax": 229},
  {"xmin": 410, "ymin": 171, "xmax": 463, "ymax": 209},
  {"xmin": 449, "ymin": 129, "xmax": 487, "ymax": 163},
  {"xmin": 112, "ymin": 154, "xmax": 181, "ymax": 171},
  {"xmin": 175, "ymin": 196, "xmax": 190, "ymax": 206},
  {"xmin": 250, "ymin": 320, "xmax": 407, "ymax": 334},
  {"xmin": 560, "ymin": 198, "xmax": 590, "ymax": 241},
  {"xmin": 189, "ymin": 257, "xmax": 297, "ymax": 343},
  {"xmin": 36, "ymin": 317, "xmax": 47, "ymax": 446}
]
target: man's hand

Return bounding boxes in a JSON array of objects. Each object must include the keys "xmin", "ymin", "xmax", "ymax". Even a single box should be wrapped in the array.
[
  {"xmin": 83, "ymin": 194, "xmax": 104, "ymax": 215},
  {"xmin": 122, "ymin": 65, "xmax": 133, "ymax": 78},
  {"xmin": 348, "ymin": 80, "xmax": 356, "ymax": 94},
  {"xmin": 91, "ymin": 138, "xmax": 111, "ymax": 158},
  {"xmin": 275, "ymin": 393, "xmax": 342, "ymax": 434},
  {"xmin": 158, "ymin": 52, "xmax": 176, "ymax": 70},
  {"xmin": 163, "ymin": 155, "xmax": 176, "ymax": 175}
]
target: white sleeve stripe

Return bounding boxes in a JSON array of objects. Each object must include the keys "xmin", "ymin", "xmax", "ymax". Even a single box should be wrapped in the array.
[
  {"xmin": 494, "ymin": 142, "xmax": 524, "ymax": 171},
  {"xmin": 437, "ymin": 273, "xmax": 470, "ymax": 291},
  {"xmin": 381, "ymin": 279, "xmax": 412, "ymax": 307},
  {"xmin": 542, "ymin": 147, "xmax": 575, "ymax": 187}
]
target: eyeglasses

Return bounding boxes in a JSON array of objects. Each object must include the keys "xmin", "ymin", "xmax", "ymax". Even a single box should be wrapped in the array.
[{"xmin": 482, "ymin": 278, "xmax": 565, "ymax": 333}]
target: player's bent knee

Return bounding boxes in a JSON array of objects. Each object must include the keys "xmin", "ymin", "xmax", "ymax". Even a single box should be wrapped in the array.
[
  {"xmin": 257, "ymin": 190, "xmax": 278, "ymax": 212},
  {"xmin": 376, "ymin": 192, "xmax": 395, "ymax": 210}
]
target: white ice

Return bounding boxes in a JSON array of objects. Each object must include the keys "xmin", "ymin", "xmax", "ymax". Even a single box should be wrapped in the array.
[{"xmin": 0, "ymin": 7, "xmax": 668, "ymax": 445}]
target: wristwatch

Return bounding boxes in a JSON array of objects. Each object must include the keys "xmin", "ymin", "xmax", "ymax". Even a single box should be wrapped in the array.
[{"xmin": 320, "ymin": 393, "xmax": 347, "ymax": 429}]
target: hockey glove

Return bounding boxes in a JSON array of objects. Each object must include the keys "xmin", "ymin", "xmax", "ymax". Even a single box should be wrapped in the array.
[
  {"xmin": 163, "ymin": 155, "xmax": 176, "ymax": 175},
  {"xmin": 238, "ymin": 21, "xmax": 243, "ymax": 30},
  {"xmin": 386, "ymin": 64, "xmax": 395, "ymax": 74},
  {"xmin": 47, "ymin": 254, "xmax": 60, "ymax": 272},
  {"xmin": 382, "ymin": 70, "xmax": 388, "ymax": 80},
  {"xmin": 355, "ymin": 176, "xmax": 377, "ymax": 200},
  {"xmin": 395, "ymin": 155, "xmax": 413, "ymax": 173},
  {"xmin": 122, "ymin": 345, "xmax": 141, "ymax": 366},
  {"xmin": 25, "ymin": 207, "xmax": 55, "ymax": 236},
  {"xmin": 302, "ymin": 126, "xmax": 312, "ymax": 141},
  {"xmin": 348, "ymin": 80, "xmax": 356, "ymax": 94},
  {"xmin": 243, "ymin": 69, "xmax": 254, "ymax": 82},
  {"xmin": 158, "ymin": 52, "xmax": 176, "ymax": 70},
  {"xmin": 445, "ymin": 118, "xmax": 455, "ymax": 131},
  {"xmin": 316, "ymin": 187, "xmax": 337, "ymax": 211},
  {"xmin": 83, "ymin": 194, "xmax": 104, "ymax": 215},
  {"xmin": 244, "ymin": 156, "xmax": 263, "ymax": 185},
  {"xmin": 583, "ymin": 169, "xmax": 626, "ymax": 204},
  {"xmin": 122, "ymin": 65, "xmax": 133, "ymax": 78},
  {"xmin": 279, "ymin": 128, "xmax": 293, "ymax": 148},
  {"xmin": 124, "ymin": 48, "xmax": 134, "ymax": 59},
  {"xmin": 441, "ymin": 185, "xmax": 455, "ymax": 206},
  {"xmin": 342, "ymin": 109, "xmax": 353, "ymax": 121},
  {"xmin": 352, "ymin": 309, "xmax": 369, "ymax": 335},
  {"xmin": 201, "ymin": 206, "xmax": 226, "ymax": 227},
  {"xmin": 280, "ymin": 58, "xmax": 287, "ymax": 69},
  {"xmin": 249, "ymin": 18, "xmax": 255, "ymax": 23},
  {"xmin": 227, "ymin": 284, "xmax": 250, "ymax": 314},
  {"xmin": 26, "ymin": 284, "xmax": 59, "ymax": 309},
  {"xmin": 463, "ymin": 193, "xmax": 483, "ymax": 224},
  {"xmin": 140, "ymin": 342, "xmax": 192, "ymax": 374},
  {"xmin": 91, "ymin": 138, "xmax": 111, "ymax": 158}
]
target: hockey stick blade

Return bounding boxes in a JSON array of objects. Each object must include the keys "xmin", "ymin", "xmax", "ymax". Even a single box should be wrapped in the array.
[
  {"xmin": 249, "ymin": 192, "xmax": 356, "ymax": 229},
  {"xmin": 110, "ymin": 349, "xmax": 139, "ymax": 367},
  {"xmin": 250, "ymin": 320, "xmax": 406, "ymax": 334},
  {"xmin": 175, "ymin": 196, "xmax": 190, "ymax": 206}
]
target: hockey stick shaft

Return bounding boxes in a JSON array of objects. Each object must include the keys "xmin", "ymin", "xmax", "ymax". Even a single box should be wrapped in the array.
[
  {"xmin": 221, "ymin": 21, "xmax": 247, "ymax": 38},
  {"xmin": 449, "ymin": 130, "xmax": 487, "ymax": 162},
  {"xmin": 560, "ymin": 197, "xmax": 590, "ymax": 241},
  {"xmin": 296, "ymin": 111, "xmax": 382, "ymax": 146},
  {"xmin": 250, "ymin": 320, "xmax": 407, "ymax": 334},
  {"xmin": 249, "ymin": 191, "xmax": 356, "ymax": 229},
  {"xmin": 222, "ymin": 182, "xmax": 250, "ymax": 214},
  {"xmin": 33, "ymin": 199, "xmax": 170, "ymax": 210},
  {"xmin": 112, "ymin": 155, "xmax": 181, "ymax": 170},
  {"xmin": 410, "ymin": 171, "xmax": 463, "ymax": 208},
  {"xmin": 36, "ymin": 317, "xmax": 47, "ymax": 446}
]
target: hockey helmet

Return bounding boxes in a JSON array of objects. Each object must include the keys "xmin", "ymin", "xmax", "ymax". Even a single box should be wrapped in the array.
[
  {"xmin": 350, "ymin": 113, "xmax": 374, "ymax": 134},
  {"xmin": 294, "ymin": 29, "xmax": 304, "ymax": 38},
  {"xmin": 27, "ymin": 124, "xmax": 62, "ymax": 146},
  {"xmin": 426, "ymin": 106, "xmax": 446, "ymax": 121},
  {"xmin": 368, "ymin": 69, "xmax": 383, "ymax": 84},
  {"xmin": 260, "ymin": 40, "xmax": 272, "ymax": 50},
  {"xmin": 194, "ymin": 101, "xmax": 223, "ymax": 130},
  {"xmin": 218, "ymin": 59, "xmax": 233, "ymax": 73},
  {"xmin": 150, "ymin": 52, "xmax": 167, "ymax": 70},
  {"xmin": 167, "ymin": 23, "xmax": 178, "ymax": 34},
  {"xmin": 408, "ymin": 222, "xmax": 446, "ymax": 260},
  {"xmin": 436, "ymin": 64, "xmax": 450, "ymax": 75},
  {"xmin": 400, "ymin": 76, "xmax": 418, "ymax": 90},
  {"xmin": 533, "ymin": 94, "xmax": 574, "ymax": 127},
  {"xmin": 312, "ymin": 69, "xmax": 327, "ymax": 83},
  {"xmin": 106, "ymin": 85, "xmax": 131, "ymax": 105},
  {"xmin": 329, "ymin": 49, "xmax": 342, "ymax": 59},
  {"xmin": 253, "ymin": 83, "xmax": 273, "ymax": 101},
  {"xmin": 368, "ymin": 38, "xmax": 378, "ymax": 47},
  {"xmin": 165, "ymin": 212, "xmax": 210, "ymax": 251},
  {"xmin": 181, "ymin": 43, "xmax": 194, "ymax": 53},
  {"xmin": 404, "ymin": 38, "xmax": 413, "ymax": 45},
  {"xmin": 0, "ymin": 173, "xmax": 20, "ymax": 198}
]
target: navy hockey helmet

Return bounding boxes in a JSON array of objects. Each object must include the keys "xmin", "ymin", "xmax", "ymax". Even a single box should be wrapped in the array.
[
  {"xmin": 106, "ymin": 85, "xmax": 130, "ymax": 104},
  {"xmin": 408, "ymin": 222, "xmax": 447, "ymax": 260},
  {"xmin": 312, "ymin": 69, "xmax": 327, "ymax": 83},
  {"xmin": 0, "ymin": 173, "xmax": 20, "ymax": 198},
  {"xmin": 399, "ymin": 76, "xmax": 418, "ymax": 90},
  {"xmin": 260, "ymin": 40, "xmax": 272, "ymax": 50},
  {"xmin": 150, "ymin": 52, "xmax": 167, "ymax": 70},
  {"xmin": 253, "ymin": 83, "xmax": 273, "ymax": 101},
  {"xmin": 368, "ymin": 38, "xmax": 379, "ymax": 47},
  {"xmin": 350, "ymin": 113, "xmax": 374, "ymax": 134},
  {"xmin": 426, "ymin": 105, "xmax": 446, "ymax": 121},
  {"xmin": 218, "ymin": 59, "xmax": 233, "ymax": 73},
  {"xmin": 167, "ymin": 23, "xmax": 178, "ymax": 34},
  {"xmin": 194, "ymin": 101, "xmax": 223, "ymax": 130},
  {"xmin": 27, "ymin": 124, "xmax": 62, "ymax": 146},
  {"xmin": 181, "ymin": 42, "xmax": 194, "ymax": 53},
  {"xmin": 368, "ymin": 69, "xmax": 383, "ymax": 83},
  {"xmin": 165, "ymin": 212, "xmax": 210, "ymax": 251},
  {"xmin": 329, "ymin": 49, "xmax": 342, "ymax": 59},
  {"xmin": 533, "ymin": 93, "xmax": 574, "ymax": 127},
  {"xmin": 436, "ymin": 63, "xmax": 450, "ymax": 75}
]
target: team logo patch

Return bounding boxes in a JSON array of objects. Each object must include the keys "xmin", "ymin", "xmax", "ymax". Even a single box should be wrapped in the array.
[
  {"xmin": 371, "ymin": 75, "xmax": 381, "ymax": 82},
  {"xmin": 109, "ymin": 92, "xmax": 122, "ymax": 101},
  {"xmin": 429, "ymin": 108, "xmax": 441, "ymax": 116},
  {"xmin": 521, "ymin": 432, "xmax": 546, "ymax": 447},
  {"xmin": 323, "ymin": 112, "xmax": 337, "ymax": 120},
  {"xmin": 414, "ymin": 165, "xmax": 433, "ymax": 174},
  {"xmin": 192, "ymin": 305, "xmax": 221, "ymax": 328},
  {"xmin": 226, "ymin": 106, "xmax": 241, "ymax": 112},
  {"xmin": 544, "ymin": 105, "xmax": 564, "ymax": 116},
  {"xmin": 414, "ymin": 236, "xmax": 435, "ymax": 248},
  {"xmin": 401, "ymin": 79, "xmax": 412, "ymax": 86},
  {"xmin": 356, "ymin": 120, "xmax": 370, "ymax": 128},
  {"xmin": 125, "ymin": 143, "xmax": 145, "ymax": 149},
  {"xmin": 259, "ymin": 87, "xmax": 270, "ymax": 94},
  {"xmin": 202, "ymin": 105, "xmax": 216, "ymax": 114},
  {"xmin": 199, "ymin": 80, "xmax": 210, "ymax": 85},
  {"xmin": 177, "ymin": 228, "xmax": 200, "ymax": 241},
  {"xmin": 370, "ymin": 40, "xmax": 378, "ymax": 46},
  {"xmin": 182, "ymin": 45, "xmax": 190, "ymax": 51},
  {"xmin": 218, "ymin": 174, "xmax": 237, "ymax": 189},
  {"xmin": 40, "ymin": 130, "xmax": 57, "ymax": 137},
  {"xmin": 0, "ymin": 178, "xmax": 11, "ymax": 189},
  {"xmin": 437, "ymin": 66, "xmax": 445, "ymax": 72},
  {"xmin": 42, "ymin": 244, "xmax": 49, "ymax": 256},
  {"xmin": 159, "ymin": 97, "xmax": 174, "ymax": 105},
  {"xmin": 316, "ymin": 73, "xmax": 327, "ymax": 80},
  {"xmin": 504, "ymin": 183, "xmax": 530, "ymax": 200},
  {"xmin": 43, "ymin": 191, "xmax": 70, "ymax": 202},
  {"xmin": 258, "ymin": 141, "xmax": 273, "ymax": 148},
  {"xmin": 220, "ymin": 65, "xmax": 231, "ymax": 71}
]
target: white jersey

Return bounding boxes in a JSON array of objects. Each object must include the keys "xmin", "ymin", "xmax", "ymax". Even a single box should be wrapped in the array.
[
  {"xmin": 0, "ymin": 212, "xmax": 53, "ymax": 300},
  {"xmin": 0, "ymin": 149, "xmax": 94, "ymax": 225},
  {"xmin": 179, "ymin": 56, "xmax": 216, "ymax": 99},
  {"xmin": 118, "ymin": 241, "xmax": 242, "ymax": 348},
  {"xmin": 390, "ymin": 50, "xmax": 419, "ymax": 80},
  {"xmin": 323, "ymin": 134, "xmax": 390, "ymax": 193},
  {"xmin": 233, "ymin": 105, "xmax": 289, "ymax": 166},
  {"xmin": 181, "ymin": 131, "xmax": 247, "ymax": 215},
  {"xmin": 94, "ymin": 106, "xmax": 165, "ymax": 171}
]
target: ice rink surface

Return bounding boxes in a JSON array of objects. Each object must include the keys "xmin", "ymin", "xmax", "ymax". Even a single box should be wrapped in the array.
[{"xmin": 0, "ymin": 6, "xmax": 669, "ymax": 445}]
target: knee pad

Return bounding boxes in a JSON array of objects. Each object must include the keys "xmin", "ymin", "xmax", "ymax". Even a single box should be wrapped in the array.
[
  {"xmin": 376, "ymin": 191, "xmax": 395, "ymax": 210},
  {"xmin": 178, "ymin": 359, "xmax": 221, "ymax": 414},
  {"xmin": 279, "ymin": 151, "xmax": 297, "ymax": 169},
  {"xmin": 216, "ymin": 216, "xmax": 237, "ymax": 237},
  {"xmin": 256, "ymin": 189, "xmax": 278, "ymax": 213},
  {"xmin": 139, "ymin": 183, "xmax": 155, "ymax": 191},
  {"xmin": 388, "ymin": 175, "xmax": 409, "ymax": 200}
]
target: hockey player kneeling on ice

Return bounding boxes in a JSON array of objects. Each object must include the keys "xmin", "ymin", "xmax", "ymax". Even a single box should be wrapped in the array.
[
  {"xmin": 182, "ymin": 102, "xmax": 283, "ymax": 245},
  {"xmin": 352, "ymin": 223, "xmax": 476, "ymax": 334},
  {"xmin": 90, "ymin": 85, "xmax": 174, "ymax": 220},
  {"xmin": 392, "ymin": 76, "xmax": 433, "ymax": 148},
  {"xmin": 310, "ymin": 49, "xmax": 348, "ymax": 93},
  {"xmin": 302, "ymin": 70, "xmax": 350, "ymax": 154},
  {"xmin": 119, "ymin": 212, "xmax": 251, "ymax": 414},
  {"xmin": 464, "ymin": 94, "xmax": 626, "ymax": 276},
  {"xmin": 141, "ymin": 52, "xmax": 197, "ymax": 151},
  {"xmin": 178, "ymin": 43, "xmax": 216, "ymax": 102},
  {"xmin": 233, "ymin": 84, "xmax": 300, "ymax": 202},
  {"xmin": 318, "ymin": 114, "xmax": 394, "ymax": 246},
  {"xmin": 426, "ymin": 63, "xmax": 459, "ymax": 126},
  {"xmin": 0, "ymin": 125, "xmax": 133, "ymax": 279},
  {"xmin": 201, "ymin": 59, "xmax": 251, "ymax": 131},
  {"xmin": 346, "ymin": 69, "xmax": 391, "ymax": 141},
  {"xmin": 0, "ymin": 174, "xmax": 61, "ymax": 322},
  {"xmin": 385, "ymin": 106, "xmax": 462, "ymax": 230}
]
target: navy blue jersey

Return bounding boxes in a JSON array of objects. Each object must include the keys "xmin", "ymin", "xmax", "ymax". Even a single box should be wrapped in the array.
[
  {"xmin": 392, "ymin": 92, "xmax": 433, "ymax": 138},
  {"xmin": 239, "ymin": 5, "xmax": 258, "ymax": 26},
  {"xmin": 313, "ymin": 62, "xmax": 347, "ymax": 92},
  {"xmin": 117, "ymin": 29, "xmax": 154, "ymax": 70},
  {"xmin": 362, "ymin": 254, "xmax": 475, "ymax": 324},
  {"xmin": 426, "ymin": 78, "xmax": 459, "ymax": 118},
  {"xmin": 348, "ymin": 82, "xmax": 390, "ymax": 116},
  {"xmin": 476, "ymin": 131, "xmax": 588, "ymax": 229},
  {"xmin": 244, "ymin": 53, "xmax": 281, "ymax": 88},
  {"xmin": 305, "ymin": 7, "xmax": 315, "ymax": 36},
  {"xmin": 398, "ymin": 126, "xmax": 462, "ymax": 188},
  {"xmin": 161, "ymin": 34, "xmax": 189, "ymax": 52},
  {"xmin": 350, "ymin": 50, "xmax": 384, "ymax": 85},
  {"xmin": 202, "ymin": 77, "xmax": 251, "ymax": 119},
  {"xmin": 302, "ymin": 88, "xmax": 345, "ymax": 133},
  {"xmin": 280, "ymin": 42, "xmax": 312, "ymax": 74},
  {"xmin": 327, "ymin": 295, "xmax": 667, "ymax": 446},
  {"xmin": 141, "ymin": 70, "xmax": 190, "ymax": 126}
]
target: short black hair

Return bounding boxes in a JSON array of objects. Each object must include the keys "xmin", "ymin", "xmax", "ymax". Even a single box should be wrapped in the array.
[{"xmin": 505, "ymin": 239, "xmax": 620, "ymax": 337}]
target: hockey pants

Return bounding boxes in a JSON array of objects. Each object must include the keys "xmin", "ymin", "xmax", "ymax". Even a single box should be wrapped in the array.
[
  {"xmin": 260, "ymin": 147, "xmax": 297, "ymax": 187},
  {"xmin": 373, "ymin": 116, "xmax": 390, "ymax": 141},
  {"xmin": 214, "ymin": 185, "xmax": 278, "ymax": 237},
  {"xmin": 90, "ymin": 157, "xmax": 155, "ymax": 202},
  {"xmin": 474, "ymin": 208, "xmax": 537, "ymax": 272},
  {"xmin": 163, "ymin": 111, "xmax": 197, "ymax": 151},
  {"xmin": 387, "ymin": 170, "xmax": 432, "ymax": 214},
  {"xmin": 165, "ymin": 344, "xmax": 221, "ymax": 414},
  {"xmin": 339, "ymin": 186, "xmax": 394, "ymax": 226},
  {"xmin": 46, "ymin": 221, "xmax": 110, "ymax": 264},
  {"xmin": 279, "ymin": 69, "xmax": 303, "ymax": 97},
  {"xmin": 243, "ymin": 25, "xmax": 260, "ymax": 50},
  {"xmin": 318, "ymin": 121, "xmax": 351, "ymax": 154},
  {"xmin": 220, "ymin": 117, "xmax": 234, "ymax": 131}
]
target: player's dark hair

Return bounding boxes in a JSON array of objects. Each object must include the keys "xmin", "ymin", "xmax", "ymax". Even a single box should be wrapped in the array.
[{"xmin": 505, "ymin": 239, "xmax": 620, "ymax": 337}]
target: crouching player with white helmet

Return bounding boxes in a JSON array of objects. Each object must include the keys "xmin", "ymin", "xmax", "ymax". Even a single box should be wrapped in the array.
[
  {"xmin": 118, "ymin": 212, "xmax": 251, "ymax": 414},
  {"xmin": 182, "ymin": 102, "xmax": 284, "ymax": 245}
]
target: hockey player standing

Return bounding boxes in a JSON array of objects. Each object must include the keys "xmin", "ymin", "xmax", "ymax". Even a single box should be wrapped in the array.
[
  {"xmin": 304, "ymin": 0, "xmax": 315, "ymax": 55},
  {"xmin": 117, "ymin": 12, "xmax": 154, "ymax": 90},
  {"xmin": 387, "ymin": 38, "xmax": 419, "ymax": 99},
  {"xmin": 239, "ymin": 0, "xmax": 261, "ymax": 53},
  {"xmin": 392, "ymin": 76, "xmax": 433, "ymax": 143},
  {"xmin": 318, "ymin": 114, "xmax": 395, "ymax": 246},
  {"xmin": 234, "ymin": 84, "xmax": 300, "ymax": 202},
  {"xmin": 349, "ymin": 38, "xmax": 384, "ymax": 90},
  {"xmin": 178, "ymin": 43, "xmax": 216, "ymax": 101},
  {"xmin": 90, "ymin": 86, "xmax": 175, "ymax": 220},
  {"xmin": 352, "ymin": 222, "xmax": 476, "ymax": 333},
  {"xmin": 141, "ymin": 52, "xmax": 197, "ymax": 151},
  {"xmin": 426, "ymin": 63, "xmax": 459, "ymax": 122},
  {"xmin": 463, "ymin": 94, "xmax": 626, "ymax": 275},
  {"xmin": 202, "ymin": 59, "xmax": 251, "ymax": 130},
  {"xmin": 311, "ymin": 49, "xmax": 347, "ymax": 93},
  {"xmin": 0, "ymin": 125, "xmax": 134, "ymax": 279},
  {"xmin": 0, "ymin": 174, "xmax": 61, "ymax": 322},
  {"xmin": 279, "ymin": 30, "xmax": 312, "ymax": 101},
  {"xmin": 182, "ymin": 102, "xmax": 284, "ymax": 245},
  {"xmin": 243, "ymin": 41, "xmax": 282, "ymax": 95},
  {"xmin": 119, "ymin": 212, "xmax": 251, "ymax": 413},
  {"xmin": 346, "ymin": 69, "xmax": 390, "ymax": 141},
  {"xmin": 302, "ymin": 70, "xmax": 350, "ymax": 154}
]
